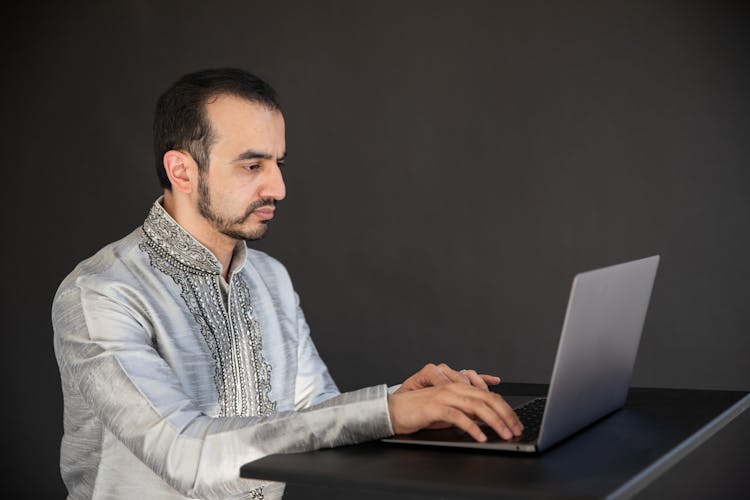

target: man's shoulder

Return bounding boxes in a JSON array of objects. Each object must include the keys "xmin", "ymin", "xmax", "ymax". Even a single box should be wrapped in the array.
[
  {"xmin": 54, "ymin": 227, "xmax": 146, "ymax": 299},
  {"xmin": 244, "ymin": 247, "xmax": 290, "ymax": 278},
  {"xmin": 243, "ymin": 247, "xmax": 297, "ymax": 292}
]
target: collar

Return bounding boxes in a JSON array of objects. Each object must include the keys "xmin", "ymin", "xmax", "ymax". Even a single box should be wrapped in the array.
[{"xmin": 142, "ymin": 197, "xmax": 247, "ymax": 277}]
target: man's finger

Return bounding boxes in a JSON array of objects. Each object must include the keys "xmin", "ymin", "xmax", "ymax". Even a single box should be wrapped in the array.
[
  {"xmin": 401, "ymin": 363, "xmax": 451, "ymax": 391},
  {"xmin": 440, "ymin": 383, "xmax": 523, "ymax": 438},
  {"xmin": 437, "ymin": 407, "xmax": 487, "ymax": 442},
  {"xmin": 454, "ymin": 392, "xmax": 514, "ymax": 439},
  {"xmin": 418, "ymin": 367, "xmax": 452, "ymax": 387},
  {"xmin": 438, "ymin": 363, "xmax": 471, "ymax": 385},
  {"xmin": 479, "ymin": 374, "xmax": 501, "ymax": 385},
  {"xmin": 483, "ymin": 392, "xmax": 524, "ymax": 435},
  {"xmin": 472, "ymin": 396, "xmax": 525, "ymax": 440},
  {"xmin": 461, "ymin": 369, "xmax": 489, "ymax": 390}
]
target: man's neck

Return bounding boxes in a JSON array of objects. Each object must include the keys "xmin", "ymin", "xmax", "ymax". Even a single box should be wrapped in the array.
[{"xmin": 162, "ymin": 191, "xmax": 235, "ymax": 281}]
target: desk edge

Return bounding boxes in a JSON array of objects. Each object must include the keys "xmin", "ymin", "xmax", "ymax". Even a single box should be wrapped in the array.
[{"xmin": 607, "ymin": 392, "xmax": 750, "ymax": 500}]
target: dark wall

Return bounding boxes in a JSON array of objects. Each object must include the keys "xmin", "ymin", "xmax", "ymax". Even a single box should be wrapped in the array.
[{"xmin": 3, "ymin": 1, "xmax": 748, "ymax": 497}]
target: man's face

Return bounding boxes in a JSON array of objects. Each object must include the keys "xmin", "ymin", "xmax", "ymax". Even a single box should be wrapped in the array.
[{"xmin": 197, "ymin": 94, "xmax": 286, "ymax": 241}]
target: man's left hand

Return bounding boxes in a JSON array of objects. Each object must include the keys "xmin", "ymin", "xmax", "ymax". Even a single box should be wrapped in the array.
[{"xmin": 395, "ymin": 363, "xmax": 501, "ymax": 393}]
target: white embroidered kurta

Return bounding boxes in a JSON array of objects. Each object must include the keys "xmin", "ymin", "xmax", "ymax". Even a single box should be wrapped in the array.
[{"xmin": 52, "ymin": 199, "xmax": 393, "ymax": 499}]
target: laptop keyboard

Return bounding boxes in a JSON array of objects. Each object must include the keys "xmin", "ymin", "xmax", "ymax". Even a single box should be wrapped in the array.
[{"xmin": 513, "ymin": 397, "xmax": 546, "ymax": 441}]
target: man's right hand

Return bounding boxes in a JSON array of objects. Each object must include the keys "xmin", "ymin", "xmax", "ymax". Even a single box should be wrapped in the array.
[{"xmin": 387, "ymin": 382, "xmax": 524, "ymax": 442}]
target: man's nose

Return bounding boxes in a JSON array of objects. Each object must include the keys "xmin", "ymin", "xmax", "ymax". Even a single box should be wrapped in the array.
[{"xmin": 260, "ymin": 162, "xmax": 286, "ymax": 201}]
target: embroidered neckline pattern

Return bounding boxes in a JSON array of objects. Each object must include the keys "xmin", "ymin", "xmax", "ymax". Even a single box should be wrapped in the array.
[
  {"xmin": 231, "ymin": 277, "xmax": 275, "ymax": 416},
  {"xmin": 139, "ymin": 201, "xmax": 276, "ymax": 418},
  {"xmin": 142, "ymin": 201, "xmax": 221, "ymax": 275}
]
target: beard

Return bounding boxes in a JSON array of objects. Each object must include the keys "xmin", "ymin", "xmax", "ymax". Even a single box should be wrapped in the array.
[{"xmin": 197, "ymin": 174, "xmax": 275, "ymax": 241}]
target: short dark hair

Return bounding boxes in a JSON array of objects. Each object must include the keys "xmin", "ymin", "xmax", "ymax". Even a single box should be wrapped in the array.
[{"xmin": 153, "ymin": 68, "xmax": 281, "ymax": 190}]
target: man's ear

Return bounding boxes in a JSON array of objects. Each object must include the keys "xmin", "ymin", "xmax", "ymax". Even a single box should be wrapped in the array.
[{"xmin": 163, "ymin": 150, "xmax": 198, "ymax": 194}]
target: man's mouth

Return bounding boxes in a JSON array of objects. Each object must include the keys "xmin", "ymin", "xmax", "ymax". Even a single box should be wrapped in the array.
[{"xmin": 252, "ymin": 207, "xmax": 275, "ymax": 221}]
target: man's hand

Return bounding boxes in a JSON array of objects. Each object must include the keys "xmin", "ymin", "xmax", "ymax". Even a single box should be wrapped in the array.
[
  {"xmin": 395, "ymin": 363, "xmax": 501, "ymax": 393},
  {"xmin": 387, "ymin": 383, "xmax": 524, "ymax": 442}
]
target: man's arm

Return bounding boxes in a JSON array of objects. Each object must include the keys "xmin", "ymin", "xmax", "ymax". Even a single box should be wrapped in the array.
[
  {"xmin": 292, "ymin": 292, "xmax": 341, "ymax": 409},
  {"xmin": 287, "ymin": 283, "xmax": 524, "ymax": 442},
  {"xmin": 53, "ymin": 284, "xmax": 392, "ymax": 500},
  {"xmin": 254, "ymin": 248, "xmax": 518, "ymax": 433}
]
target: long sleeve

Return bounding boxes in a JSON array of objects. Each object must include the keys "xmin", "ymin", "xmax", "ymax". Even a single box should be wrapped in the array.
[
  {"xmin": 53, "ymin": 275, "xmax": 393, "ymax": 500},
  {"xmin": 293, "ymin": 292, "xmax": 341, "ymax": 410}
]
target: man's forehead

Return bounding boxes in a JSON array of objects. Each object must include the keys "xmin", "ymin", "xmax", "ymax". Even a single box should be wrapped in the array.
[{"xmin": 205, "ymin": 95, "xmax": 285, "ymax": 151}]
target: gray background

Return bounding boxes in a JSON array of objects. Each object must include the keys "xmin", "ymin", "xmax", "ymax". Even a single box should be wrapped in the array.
[{"xmin": 3, "ymin": 1, "xmax": 748, "ymax": 497}]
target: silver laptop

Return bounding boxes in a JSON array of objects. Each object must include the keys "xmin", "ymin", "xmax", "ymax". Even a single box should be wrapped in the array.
[{"xmin": 383, "ymin": 255, "xmax": 660, "ymax": 452}]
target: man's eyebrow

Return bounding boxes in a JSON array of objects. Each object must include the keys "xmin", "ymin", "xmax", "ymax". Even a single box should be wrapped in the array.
[
  {"xmin": 234, "ymin": 150, "xmax": 273, "ymax": 161},
  {"xmin": 234, "ymin": 150, "xmax": 287, "ymax": 162}
]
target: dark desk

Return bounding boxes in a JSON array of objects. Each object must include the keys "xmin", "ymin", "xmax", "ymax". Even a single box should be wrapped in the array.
[{"xmin": 241, "ymin": 384, "xmax": 749, "ymax": 499}]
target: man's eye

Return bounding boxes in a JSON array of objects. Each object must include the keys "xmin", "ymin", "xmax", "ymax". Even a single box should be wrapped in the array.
[{"xmin": 244, "ymin": 164, "xmax": 260, "ymax": 171}]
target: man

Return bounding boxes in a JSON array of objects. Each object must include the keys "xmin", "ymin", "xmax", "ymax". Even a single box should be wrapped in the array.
[{"xmin": 52, "ymin": 68, "xmax": 523, "ymax": 499}]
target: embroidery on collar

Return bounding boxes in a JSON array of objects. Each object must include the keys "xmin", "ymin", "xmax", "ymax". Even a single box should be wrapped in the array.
[
  {"xmin": 141, "ymin": 200, "xmax": 221, "ymax": 275},
  {"xmin": 139, "ymin": 199, "xmax": 276, "ymax": 417}
]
